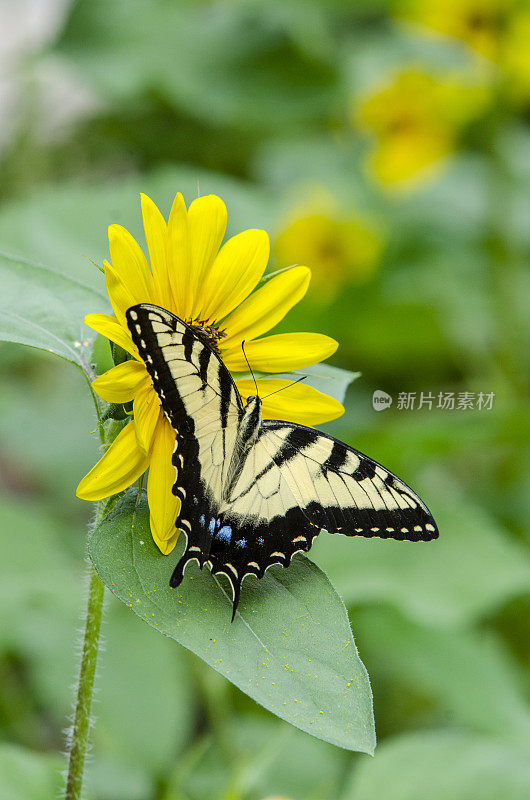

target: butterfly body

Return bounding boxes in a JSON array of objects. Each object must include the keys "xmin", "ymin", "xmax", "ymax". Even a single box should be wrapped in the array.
[{"xmin": 126, "ymin": 304, "xmax": 438, "ymax": 619}]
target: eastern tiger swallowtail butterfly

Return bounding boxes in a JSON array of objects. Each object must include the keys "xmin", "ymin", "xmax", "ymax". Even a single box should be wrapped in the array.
[{"xmin": 126, "ymin": 304, "xmax": 438, "ymax": 619}]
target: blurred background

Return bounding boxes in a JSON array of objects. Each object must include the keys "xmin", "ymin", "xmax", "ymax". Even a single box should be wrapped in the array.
[{"xmin": 0, "ymin": 1, "xmax": 529, "ymax": 798}]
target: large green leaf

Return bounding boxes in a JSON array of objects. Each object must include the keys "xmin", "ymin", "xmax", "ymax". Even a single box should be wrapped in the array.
[
  {"xmin": 0, "ymin": 250, "xmax": 107, "ymax": 368},
  {"xmin": 345, "ymin": 730, "xmax": 530, "ymax": 800},
  {"xmin": 89, "ymin": 491, "xmax": 376, "ymax": 754}
]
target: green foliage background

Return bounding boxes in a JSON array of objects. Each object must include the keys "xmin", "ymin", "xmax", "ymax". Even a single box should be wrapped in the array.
[{"xmin": 0, "ymin": 1, "xmax": 528, "ymax": 798}]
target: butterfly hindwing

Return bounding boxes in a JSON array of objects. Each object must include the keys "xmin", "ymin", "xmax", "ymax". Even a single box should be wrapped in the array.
[{"xmin": 126, "ymin": 303, "xmax": 438, "ymax": 619}]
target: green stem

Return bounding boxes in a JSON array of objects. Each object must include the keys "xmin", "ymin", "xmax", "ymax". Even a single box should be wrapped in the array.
[{"xmin": 64, "ymin": 504, "xmax": 108, "ymax": 800}]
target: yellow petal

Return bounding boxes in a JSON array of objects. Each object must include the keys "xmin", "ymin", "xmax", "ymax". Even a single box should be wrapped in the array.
[
  {"xmin": 76, "ymin": 420, "xmax": 149, "ymax": 501},
  {"xmin": 141, "ymin": 193, "xmax": 169, "ymax": 307},
  {"xmin": 236, "ymin": 378, "xmax": 344, "ymax": 426},
  {"xmin": 197, "ymin": 228, "xmax": 269, "ymax": 324},
  {"xmin": 133, "ymin": 382, "xmax": 162, "ymax": 453},
  {"xmin": 147, "ymin": 416, "xmax": 181, "ymax": 554},
  {"xmin": 84, "ymin": 313, "xmax": 139, "ymax": 359},
  {"xmin": 166, "ymin": 192, "xmax": 190, "ymax": 316},
  {"xmin": 223, "ymin": 332, "xmax": 338, "ymax": 373},
  {"xmin": 104, "ymin": 260, "xmax": 138, "ymax": 328},
  {"xmin": 221, "ymin": 266, "xmax": 311, "ymax": 347},
  {"xmin": 108, "ymin": 223, "xmax": 152, "ymax": 301},
  {"xmin": 187, "ymin": 194, "xmax": 227, "ymax": 319},
  {"xmin": 92, "ymin": 360, "xmax": 148, "ymax": 403}
]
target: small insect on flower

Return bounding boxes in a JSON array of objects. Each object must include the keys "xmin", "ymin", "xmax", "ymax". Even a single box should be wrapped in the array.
[{"xmin": 77, "ymin": 191, "xmax": 342, "ymax": 554}]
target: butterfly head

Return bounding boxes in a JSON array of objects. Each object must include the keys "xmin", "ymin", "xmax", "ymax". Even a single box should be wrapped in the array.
[{"xmin": 244, "ymin": 394, "xmax": 262, "ymax": 417}]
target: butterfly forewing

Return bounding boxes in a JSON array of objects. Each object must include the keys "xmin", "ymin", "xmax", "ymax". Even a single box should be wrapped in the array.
[{"xmin": 126, "ymin": 304, "xmax": 242, "ymax": 554}]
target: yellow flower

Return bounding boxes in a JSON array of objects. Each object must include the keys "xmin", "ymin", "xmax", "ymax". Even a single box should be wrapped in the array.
[
  {"xmin": 397, "ymin": 0, "xmax": 530, "ymax": 105},
  {"xmin": 398, "ymin": 0, "xmax": 511, "ymax": 61},
  {"xmin": 501, "ymin": 10, "xmax": 530, "ymax": 105},
  {"xmin": 77, "ymin": 192, "xmax": 342, "ymax": 554},
  {"xmin": 274, "ymin": 206, "xmax": 382, "ymax": 303},
  {"xmin": 354, "ymin": 70, "xmax": 490, "ymax": 188}
]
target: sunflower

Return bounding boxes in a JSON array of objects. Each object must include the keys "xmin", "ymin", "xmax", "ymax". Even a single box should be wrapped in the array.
[{"xmin": 77, "ymin": 191, "xmax": 342, "ymax": 554}]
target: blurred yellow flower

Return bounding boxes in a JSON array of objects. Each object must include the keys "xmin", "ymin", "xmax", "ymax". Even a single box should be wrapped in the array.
[
  {"xmin": 398, "ymin": 0, "xmax": 510, "ymax": 60},
  {"xmin": 398, "ymin": 0, "xmax": 530, "ymax": 104},
  {"xmin": 354, "ymin": 70, "xmax": 490, "ymax": 188},
  {"xmin": 76, "ymin": 192, "xmax": 341, "ymax": 554},
  {"xmin": 502, "ymin": 10, "xmax": 530, "ymax": 104},
  {"xmin": 274, "ymin": 208, "xmax": 382, "ymax": 303}
]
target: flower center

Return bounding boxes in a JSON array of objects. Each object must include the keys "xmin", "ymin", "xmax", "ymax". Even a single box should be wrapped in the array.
[{"xmin": 187, "ymin": 319, "xmax": 227, "ymax": 354}]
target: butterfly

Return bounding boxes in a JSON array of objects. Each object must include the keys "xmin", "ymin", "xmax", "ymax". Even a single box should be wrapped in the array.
[{"xmin": 126, "ymin": 304, "xmax": 438, "ymax": 619}]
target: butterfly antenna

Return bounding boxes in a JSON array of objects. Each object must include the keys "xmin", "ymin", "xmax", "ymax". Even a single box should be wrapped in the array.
[
  {"xmin": 241, "ymin": 340, "xmax": 259, "ymax": 397},
  {"xmin": 261, "ymin": 375, "xmax": 307, "ymax": 401},
  {"xmin": 197, "ymin": 179, "xmax": 200, "ymax": 197}
]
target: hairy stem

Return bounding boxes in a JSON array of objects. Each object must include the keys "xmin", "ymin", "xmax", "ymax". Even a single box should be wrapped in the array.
[{"xmin": 64, "ymin": 506, "xmax": 108, "ymax": 800}]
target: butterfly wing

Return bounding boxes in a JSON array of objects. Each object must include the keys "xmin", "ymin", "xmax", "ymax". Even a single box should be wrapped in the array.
[
  {"xmin": 256, "ymin": 421, "xmax": 438, "ymax": 541},
  {"xmin": 126, "ymin": 303, "xmax": 438, "ymax": 620},
  {"xmin": 126, "ymin": 303, "xmax": 243, "ymax": 557},
  {"xmin": 196, "ymin": 420, "xmax": 438, "ymax": 617}
]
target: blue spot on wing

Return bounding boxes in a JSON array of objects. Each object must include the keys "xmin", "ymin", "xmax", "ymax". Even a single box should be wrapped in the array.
[
  {"xmin": 215, "ymin": 525, "xmax": 232, "ymax": 544},
  {"xmin": 235, "ymin": 538, "xmax": 246, "ymax": 548}
]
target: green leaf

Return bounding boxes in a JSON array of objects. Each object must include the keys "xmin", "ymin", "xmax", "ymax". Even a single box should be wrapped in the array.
[
  {"xmin": 89, "ymin": 491, "xmax": 376, "ymax": 754},
  {"xmin": 294, "ymin": 363, "xmax": 360, "ymax": 405},
  {"xmin": 0, "ymin": 743, "xmax": 63, "ymax": 800},
  {"xmin": 345, "ymin": 730, "xmax": 530, "ymax": 800},
  {"xmin": 0, "ymin": 250, "xmax": 108, "ymax": 368},
  {"xmin": 235, "ymin": 363, "xmax": 359, "ymax": 405}
]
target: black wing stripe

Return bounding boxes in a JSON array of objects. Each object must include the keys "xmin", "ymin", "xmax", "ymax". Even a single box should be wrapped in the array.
[
  {"xmin": 198, "ymin": 343, "xmax": 211, "ymax": 385},
  {"xmin": 219, "ymin": 364, "xmax": 235, "ymax": 429},
  {"xmin": 182, "ymin": 327, "xmax": 195, "ymax": 363},
  {"xmin": 322, "ymin": 440, "xmax": 350, "ymax": 473}
]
